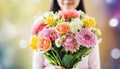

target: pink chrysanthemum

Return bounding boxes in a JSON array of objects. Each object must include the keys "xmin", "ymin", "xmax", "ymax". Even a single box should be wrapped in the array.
[
  {"xmin": 59, "ymin": 9, "xmax": 80, "ymax": 21},
  {"xmin": 62, "ymin": 33, "xmax": 79, "ymax": 52},
  {"xmin": 32, "ymin": 21, "xmax": 46, "ymax": 35},
  {"xmin": 38, "ymin": 28, "xmax": 58, "ymax": 41},
  {"xmin": 75, "ymin": 28, "xmax": 97, "ymax": 47}
]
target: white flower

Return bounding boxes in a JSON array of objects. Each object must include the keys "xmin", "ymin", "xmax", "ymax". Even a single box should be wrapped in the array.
[
  {"xmin": 55, "ymin": 35, "xmax": 66, "ymax": 47},
  {"xmin": 70, "ymin": 18, "xmax": 83, "ymax": 34},
  {"xmin": 78, "ymin": 10, "xmax": 90, "ymax": 19},
  {"xmin": 33, "ymin": 12, "xmax": 54, "ymax": 26},
  {"xmin": 33, "ymin": 11, "xmax": 58, "ymax": 26},
  {"xmin": 33, "ymin": 15, "xmax": 44, "ymax": 25},
  {"xmin": 78, "ymin": 10, "xmax": 85, "ymax": 17}
]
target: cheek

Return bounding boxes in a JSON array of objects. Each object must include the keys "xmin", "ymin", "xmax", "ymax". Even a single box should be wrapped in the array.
[
  {"xmin": 57, "ymin": 0, "xmax": 64, "ymax": 8},
  {"xmin": 74, "ymin": 0, "xmax": 80, "ymax": 8}
]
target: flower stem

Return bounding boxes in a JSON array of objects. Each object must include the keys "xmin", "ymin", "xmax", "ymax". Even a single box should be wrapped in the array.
[
  {"xmin": 51, "ymin": 49, "xmax": 61, "ymax": 65},
  {"xmin": 52, "ymin": 48, "xmax": 63, "ymax": 65}
]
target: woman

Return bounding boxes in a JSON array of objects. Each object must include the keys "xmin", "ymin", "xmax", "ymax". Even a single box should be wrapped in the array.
[{"xmin": 32, "ymin": 0, "xmax": 100, "ymax": 69}]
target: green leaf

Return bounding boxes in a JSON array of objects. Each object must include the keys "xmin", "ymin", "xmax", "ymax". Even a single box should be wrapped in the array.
[
  {"xmin": 62, "ymin": 54, "xmax": 74, "ymax": 68},
  {"xmin": 72, "ymin": 58, "xmax": 81, "ymax": 67},
  {"xmin": 70, "ymin": 47, "xmax": 92, "ymax": 67}
]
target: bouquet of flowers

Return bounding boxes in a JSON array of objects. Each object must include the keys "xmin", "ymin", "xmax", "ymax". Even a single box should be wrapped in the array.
[{"xmin": 29, "ymin": 9, "xmax": 102, "ymax": 69}]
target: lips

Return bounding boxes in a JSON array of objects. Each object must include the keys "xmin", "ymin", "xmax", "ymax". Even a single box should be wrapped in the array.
[{"xmin": 63, "ymin": 0, "xmax": 74, "ymax": 5}]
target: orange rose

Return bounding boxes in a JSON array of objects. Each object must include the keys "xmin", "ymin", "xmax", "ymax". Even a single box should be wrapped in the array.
[
  {"xmin": 56, "ymin": 22, "xmax": 70, "ymax": 34},
  {"xmin": 38, "ymin": 37, "xmax": 51, "ymax": 51}
]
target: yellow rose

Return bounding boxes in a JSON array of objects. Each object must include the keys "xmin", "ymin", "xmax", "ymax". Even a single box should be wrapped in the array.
[
  {"xmin": 83, "ymin": 17, "xmax": 96, "ymax": 28},
  {"xmin": 29, "ymin": 35, "xmax": 38, "ymax": 51}
]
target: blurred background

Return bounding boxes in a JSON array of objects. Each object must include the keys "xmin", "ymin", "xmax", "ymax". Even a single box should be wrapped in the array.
[{"xmin": 0, "ymin": 0, "xmax": 120, "ymax": 69}]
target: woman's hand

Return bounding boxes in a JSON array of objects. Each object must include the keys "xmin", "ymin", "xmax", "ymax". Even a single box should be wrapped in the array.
[{"xmin": 44, "ymin": 66, "xmax": 65, "ymax": 69}]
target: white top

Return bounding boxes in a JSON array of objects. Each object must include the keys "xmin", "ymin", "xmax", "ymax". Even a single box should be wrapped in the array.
[{"xmin": 32, "ymin": 46, "xmax": 100, "ymax": 69}]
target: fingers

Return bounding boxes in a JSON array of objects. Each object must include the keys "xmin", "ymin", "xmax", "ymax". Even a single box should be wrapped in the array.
[
  {"xmin": 44, "ymin": 66, "xmax": 65, "ymax": 69},
  {"xmin": 54, "ymin": 66, "xmax": 65, "ymax": 69}
]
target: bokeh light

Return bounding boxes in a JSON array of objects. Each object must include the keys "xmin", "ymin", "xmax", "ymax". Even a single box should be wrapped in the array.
[
  {"xmin": 105, "ymin": 0, "xmax": 114, "ymax": 4},
  {"xmin": 109, "ymin": 18, "xmax": 119, "ymax": 27},
  {"xmin": 19, "ymin": 39, "xmax": 28, "ymax": 48},
  {"xmin": 111, "ymin": 48, "xmax": 120, "ymax": 59}
]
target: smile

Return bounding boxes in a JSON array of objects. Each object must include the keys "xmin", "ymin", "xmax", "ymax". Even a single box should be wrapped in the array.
[{"xmin": 63, "ymin": 0, "xmax": 74, "ymax": 5}]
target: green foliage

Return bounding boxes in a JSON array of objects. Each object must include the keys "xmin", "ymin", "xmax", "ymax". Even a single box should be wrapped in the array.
[
  {"xmin": 62, "ymin": 54, "xmax": 74, "ymax": 68},
  {"xmin": 44, "ymin": 43, "xmax": 93, "ymax": 69}
]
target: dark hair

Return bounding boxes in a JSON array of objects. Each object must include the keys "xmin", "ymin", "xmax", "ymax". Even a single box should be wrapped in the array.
[{"xmin": 51, "ymin": 0, "xmax": 85, "ymax": 13}]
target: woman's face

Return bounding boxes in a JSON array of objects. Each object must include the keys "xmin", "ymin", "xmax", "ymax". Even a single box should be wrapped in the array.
[{"xmin": 57, "ymin": 0, "xmax": 80, "ymax": 10}]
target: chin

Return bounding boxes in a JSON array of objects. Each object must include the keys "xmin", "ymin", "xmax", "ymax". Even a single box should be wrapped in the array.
[{"xmin": 63, "ymin": 7, "xmax": 76, "ymax": 10}]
